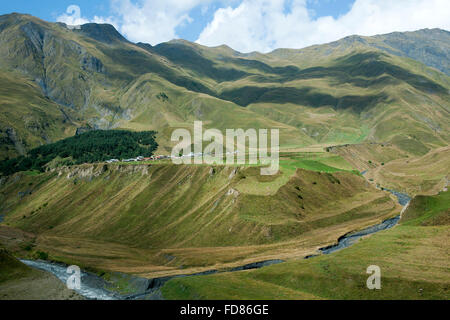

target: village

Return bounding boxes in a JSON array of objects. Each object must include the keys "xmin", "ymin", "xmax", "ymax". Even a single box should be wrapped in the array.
[
  {"xmin": 105, "ymin": 152, "xmax": 204, "ymax": 164},
  {"xmin": 106, "ymin": 155, "xmax": 172, "ymax": 163},
  {"xmin": 105, "ymin": 151, "xmax": 240, "ymax": 164}
]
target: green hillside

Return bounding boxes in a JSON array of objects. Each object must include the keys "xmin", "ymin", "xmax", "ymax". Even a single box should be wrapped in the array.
[
  {"xmin": 0, "ymin": 248, "xmax": 32, "ymax": 283},
  {"xmin": 161, "ymin": 191, "xmax": 450, "ymax": 300},
  {"xmin": 0, "ymin": 161, "xmax": 400, "ymax": 278},
  {"xmin": 0, "ymin": 247, "xmax": 82, "ymax": 300},
  {"xmin": 0, "ymin": 13, "xmax": 448, "ymax": 301},
  {"xmin": 269, "ymin": 29, "xmax": 450, "ymax": 75},
  {"xmin": 0, "ymin": 13, "xmax": 449, "ymax": 160},
  {"xmin": 401, "ymin": 190, "xmax": 450, "ymax": 226}
]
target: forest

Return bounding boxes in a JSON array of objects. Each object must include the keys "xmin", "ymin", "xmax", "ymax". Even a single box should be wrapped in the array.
[{"xmin": 0, "ymin": 130, "xmax": 158, "ymax": 175}]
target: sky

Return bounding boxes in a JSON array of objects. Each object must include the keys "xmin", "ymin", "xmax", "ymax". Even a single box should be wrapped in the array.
[{"xmin": 1, "ymin": 0, "xmax": 449, "ymax": 53}]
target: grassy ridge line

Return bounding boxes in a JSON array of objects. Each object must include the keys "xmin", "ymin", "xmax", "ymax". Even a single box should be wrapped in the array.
[{"xmin": 0, "ymin": 164, "xmax": 392, "ymax": 247}]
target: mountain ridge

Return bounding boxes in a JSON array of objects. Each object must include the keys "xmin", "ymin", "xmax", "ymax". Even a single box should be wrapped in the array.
[
  {"xmin": 2, "ymin": 13, "xmax": 449, "ymax": 71},
  {"xmin": 269, "ymin": 28, "xmax": 450, "ymax": 75},
  {"xmin": 0, "ymin": 13, "xmax": 449, "ymax": 160}
]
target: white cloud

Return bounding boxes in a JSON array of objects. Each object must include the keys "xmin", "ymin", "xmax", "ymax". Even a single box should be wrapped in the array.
[
  {"xmin": 57, "ymin": 5, "xmax": 90, "ymax": 26},
  {"xmin": 57, "ymin": 1, "xmax": 450, "ymax": 52},
  {"xmin": 57, "ymin": 4, "xmax": 119, "ymax": 29},
  {"xmin": 196, "ymin": 0, "xmax": 450, "ymax": 52},
  {"xmin": 109, "ymin": 0, "xmax": 211, "ymax": 44}
]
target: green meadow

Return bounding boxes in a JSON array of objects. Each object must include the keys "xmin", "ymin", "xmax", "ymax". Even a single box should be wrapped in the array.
[{"xmin": 161, "ymin": 191, "xmax": 450, "ymax": 300}]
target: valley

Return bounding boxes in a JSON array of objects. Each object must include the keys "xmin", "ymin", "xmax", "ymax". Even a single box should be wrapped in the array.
[
  {"xmin": 0, "ymin": 156, "xmax": 402, "ymax": 278},
  {"xmin": 1, "ymin": 144, "xmax": 447, "ymax": 300},
  {"xmin": 162, "ymin": 191, "xmax": 449, "ymax": 300},
  {"xmin": 0, "ymin": 12, "xmax": 448, "ymax": 300}
]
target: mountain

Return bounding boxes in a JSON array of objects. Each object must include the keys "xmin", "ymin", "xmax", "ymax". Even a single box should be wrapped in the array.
[
  {"xmin": 0, "ymin": 13, "xmax": 449, "ymax": 160},
  {"xmin": 373, "ymin": 29, "xmax": 450, "ymax": 76},
  {"xmin": 0, "ymin": 13, "xmax": 448, "ymax": 300},
  {"xmin": 270, "ymin": 28, "xmax": 450, "ymax": 76}
]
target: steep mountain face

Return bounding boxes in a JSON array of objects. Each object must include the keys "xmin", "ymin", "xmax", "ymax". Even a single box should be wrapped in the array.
[
  {"xmin": 373, "ymin": 29, "xmax": 450, "ymax": 76},
  {"xmin": 270, "ymin": 28, "xmax": 450, "ymax": 76},
  {"xmin": 0, "ymin": 13, "xmax": 449, "ymax": 159}
]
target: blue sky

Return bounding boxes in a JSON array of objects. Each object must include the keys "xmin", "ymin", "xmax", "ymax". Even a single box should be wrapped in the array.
[
  {"xmin": 0, "ymin": 0, "xmax": 353, "ymax": 41},
  {"xmin": 0, "ymin": 1, "xmax": 110, "ymax": 24},
  {"xmin": 173, "ymin": 0, "xmax": 354, "ymax": 40},
  {"xmin": 0, "ymin": 0, "xmax": 448, "ymax": 52}
]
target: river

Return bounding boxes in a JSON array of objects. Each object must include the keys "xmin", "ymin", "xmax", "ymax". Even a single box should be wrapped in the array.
[
  {"xmin": 20, "ymin": 260, "xmax": 119, "ymax": 300},
  {"xmin": 317, "ymin": 189, "xmax": 411, "ymax": 255},
  {"xmin": 19, "ymin": 190, "xmax": 411, "ymax": 300}
]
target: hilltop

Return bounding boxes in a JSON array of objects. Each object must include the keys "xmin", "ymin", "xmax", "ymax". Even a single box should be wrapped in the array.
[{"xmin": 270, "ymin": 28, "xmax": 450, "ymax": 75}]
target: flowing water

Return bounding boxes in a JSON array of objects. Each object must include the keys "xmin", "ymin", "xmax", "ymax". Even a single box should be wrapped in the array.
[
  {"xmin": 318, "ymin": 215, "xmax": 401, "ymax": 255},
  {"xmin": 318, "ymin": 190, "xmax": 411, "ymax": 255},
  {"xmin": 20, "ymin": 190, "xmax": 411, "ymax": 300},
  {"xmin": 20, "ymin": 259, "xmax": 118, "ymax": 300}
]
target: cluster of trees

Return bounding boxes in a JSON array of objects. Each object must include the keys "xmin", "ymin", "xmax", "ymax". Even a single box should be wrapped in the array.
[
  {"xmin": 0, "ymin": 130, "xmax": 158, "ymax": 175},
  {"xmin": 156, "ymin": 92, "xmax": 169, "ymax": 102}
]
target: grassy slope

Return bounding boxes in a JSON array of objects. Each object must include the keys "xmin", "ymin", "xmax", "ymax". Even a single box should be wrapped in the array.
[
  {"xmin": 0, "ymin": 14, "xmax": 448, "ymax": 160},
  {"xmin": 0, "ymin": 248, "xmax": 82, "ymax": 300},
  {"xmin": 0, "ymin": 248, "xmax": 33, "ymax": 283},
  {"xmin": 401, "ymin": 190, "xmax": 450, "ymax": 226},
  {"xmin": 243, "ymin": 51, "xmax": 450, "ymax": 150},
  {"xmin": 268, "ymin": 29, "xmax": 450, "ymax": 77},
  {"xmin": 370, "ymin": 146, "xmax": 450, "ymax": 196},
  {"xmin": 0, "ymin": 70, "xmax": 78, "ymax": 159},
  {"xmin": 0, "ymin": 159, "xmax": 400, "ymax": 278},
  {"xmin": 0, "ymin": 14, "xmax": 448, "ymax": 298},
  {"xmin": 161, "ymin": 191, "xmax": 450, "ymax": 300},
  {"xmin": 333, "ymin": 144, "xmax": 450, "ymax": 196}
]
